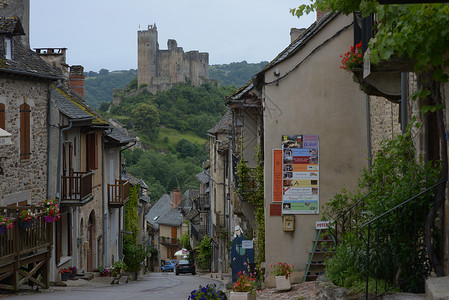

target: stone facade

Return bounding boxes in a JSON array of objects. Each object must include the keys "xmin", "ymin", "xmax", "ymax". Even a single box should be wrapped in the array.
[
  {"xmin": 137, "ymin": 24, "xmax": 209, "ymax": 92},
  {"xmin": 0, "ymin": 78, "xmax": 49, "ymax": 206}
]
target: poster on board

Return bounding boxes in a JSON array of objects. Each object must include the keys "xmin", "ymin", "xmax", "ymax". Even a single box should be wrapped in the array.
[{"xmin": 281, "ymin": 135, "xmax": 319, "ymax": 214}]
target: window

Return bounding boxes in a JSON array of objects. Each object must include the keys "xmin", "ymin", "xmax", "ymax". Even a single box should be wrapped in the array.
[
  {"xmin": 5, "ymin": 37, "xmax": 12, "ymax": 60},
  {"xmin": 0, "ymin": 103, "xmax": 5, "ymax": 129},
  {"xmin": 20, "ymin": 103, "xmax": 31, "ymax": 160},
  {"xmin": 86, "ymin": 133, "xmax": 98, "ymax": 170}
]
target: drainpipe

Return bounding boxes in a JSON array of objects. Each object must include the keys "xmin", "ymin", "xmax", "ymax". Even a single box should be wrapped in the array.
[
  {"xmin": 102, "ymin": 131, "xmax": 108, "ymax": 266},
  {"xmin": 366, "ymin": 95, "xmax": 372, "ymax": 172},
  {"xmin": 401, "ymin": 72, "xmax": 408, "ymax": 135},
  {"xmin": 118, "ymin": 140, "xmax": 136, "ymax": 259}
]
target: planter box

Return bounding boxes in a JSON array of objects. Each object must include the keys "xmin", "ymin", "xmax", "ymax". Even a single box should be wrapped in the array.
[
  {"xmin": 230, "ymin": 292, "xmax": 256, "ymax": 300},
  {"xmin": 275, "ymin": 275, "xmax": 291, "ymax": 291}
]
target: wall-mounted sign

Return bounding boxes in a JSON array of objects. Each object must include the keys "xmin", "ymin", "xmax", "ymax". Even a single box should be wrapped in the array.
[{"xmin": 281, "ymin": 135, "xmax": 319, "ymax": 214}]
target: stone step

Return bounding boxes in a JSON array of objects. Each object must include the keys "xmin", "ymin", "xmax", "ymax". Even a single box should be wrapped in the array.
[
  {"xmin": 425, "ymin": 276, "xmax": 449, "ymax": 300},
  {"xmin": 382, "ymin": 293, "xmax": 425, "ymax": 300}
]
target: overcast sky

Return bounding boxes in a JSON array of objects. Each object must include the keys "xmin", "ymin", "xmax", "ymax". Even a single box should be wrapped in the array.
[{"xmin": 30, "ymin": 1, "xmax": 315, "ymax": 72}]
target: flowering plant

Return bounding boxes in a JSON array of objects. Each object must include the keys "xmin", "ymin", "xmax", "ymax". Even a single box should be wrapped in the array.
[
  {"xmin": 340, "ymin": 42, "xmax": 363, "ymax": 72},
  {"xmin": 0, "ymin": 216, "xmax": 14, "ymax": 229},
  {"xmin": 19, "ymin": 210, "xmax": 36, "ymax": 223},
  {"xmin": 97, "ymin": 265, "xmax": 110, "ymax": 276},
  {"xmin": 69, "ymin": 266, "xmax": 77, "ymax": 273},
  {"xmin": 270, "ymin": 262, "xmax": 294, "ymax": 279},
  {"xmin": 231, "ymin": 271, "xmax": 257, "ymax": 294},
  {"xmin": 58, "ymin": 268, "xmax": 71, "ymax": 273},
  {"xmin": 189, "ymin": 284, "xmax": 227, "ymax": 300},
  {"xmin": 40, "ymin": 199, "xmax": 61, "ymax": 220}
]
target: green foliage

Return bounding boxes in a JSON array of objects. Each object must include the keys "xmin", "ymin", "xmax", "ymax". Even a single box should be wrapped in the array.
[
  {"xmin": 209, "ymin": 61, "xmax": 268, "ymax": 87},
  {"xmin": 291, "ymin": 2, "xmax": 449, "ymax": 83},
  {"xmin": 123, "ymin": 244, "xmax": 148, "ymax": 278},
  {"xmin": 323, "ymin": 126, "xmax": 441, "ymax": 293},
  {"xmin": 124, "ymin": 185, "xmax": 140, "ymax": 245},
  {"xmin": 235, "ymin": 143, "xmax": 265, "ymax": 266},
  {"xmin": 196, "ymin": 235, "xmax": 212, "ymax": 271},
  {"xmin": 131, "ymin": 103, "xmax": 160, "ymax": 137},
  {"xmin": 180, "ymin": 230, "xmax": 191, "ymax": 250},
  {"xmin": 124, "ymin": 148, "xmax": 202, "ymax": 203},
  {"xmin": 84, "ymin": 69, "xmax": 137, "ymax": 109}
]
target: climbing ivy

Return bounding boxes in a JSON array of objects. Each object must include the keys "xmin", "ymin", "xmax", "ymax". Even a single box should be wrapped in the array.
[
  {"xmin": 124, "ymin": 185, "xmax": 140, "ymax": 246},
  {"xmin": 235, "ymin": 143, "xmax": 265, "ymax": 266}
]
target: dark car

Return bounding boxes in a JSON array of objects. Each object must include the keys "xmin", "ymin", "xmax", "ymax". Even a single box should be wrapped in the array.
[{"xmin": 175, "ymin": 259, "xmax": 196, "ymax": 275}]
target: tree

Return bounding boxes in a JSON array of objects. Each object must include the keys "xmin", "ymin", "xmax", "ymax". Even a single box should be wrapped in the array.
[{"xmin": 131, "ymin": 103, "xmax": 160, "ymax": 136}]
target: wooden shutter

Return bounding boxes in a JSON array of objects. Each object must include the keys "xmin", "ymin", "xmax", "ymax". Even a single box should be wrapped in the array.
[
  {"xmin": 67, "ymin": 213, "xmax": 72, "ymax": 256},
  {"xmin": 87, "ymin": 133, "xmax": 98, "ymax": 170},
  {"xmin": 20, "ymin": 103, "xmax": 31, "ymax": 160},
  {"xmin": 0, "ymin": 103, "xmax": 5, "ymax": 129}
]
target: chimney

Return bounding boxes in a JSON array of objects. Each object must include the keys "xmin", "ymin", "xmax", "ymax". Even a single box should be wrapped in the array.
[
  {"xmin": 317, "ymin": 9, "xmax": 329, "ymax": 22},
  {"xmin": 35, "ymin": 48, "xmax": 69, "ymax": 79},
  {"xmin": 290, "ymin": 28, "xmax": 306, "ymax": 43},
  {"xmin": 69, "ymin": 65, "xmax": 85, "ymax": 100},
  {"xmin": 170, "ymin": 188, "xmax": 182, "ymax": 209}
]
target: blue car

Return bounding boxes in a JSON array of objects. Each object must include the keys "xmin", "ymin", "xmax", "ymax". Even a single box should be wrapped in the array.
[{"xmin": 161, "ymin": 260, "xmax": 178, "ymax": 272}]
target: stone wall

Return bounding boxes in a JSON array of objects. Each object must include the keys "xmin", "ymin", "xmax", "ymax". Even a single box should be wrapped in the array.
[
  {"xmin": 369, "ymin": 95, "xmax": 401, "ymax": 155},
  {"xmin": 0, "ymin": 78, "xmax": 49, "ymax": 206}
]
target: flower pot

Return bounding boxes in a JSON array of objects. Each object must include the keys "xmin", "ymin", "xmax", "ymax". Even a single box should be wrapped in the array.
[
  {"xmin": 44, "ymin": 215, "xmax": 57, "ymax": 223},
  {"xmin": 0, "ymin": 227, "xmax": 6, "ymax": 234},
  {"xmin": 275, "ymin": 275, "xmax": 291, "ymax": 291},
  {"xmin": 19, "ymin": 221, "xmax": 33, "ymax": 229},
  {"xmin": 69, "ymin": 270, "xmax": 76, "ymax": 279},
  {"xmin": 230, "ymin": 292, "xmax": 256, "ymax": 300},
  {"xmin": 61, "ymin": 272, "xmax": 69, "ymax": 281}
]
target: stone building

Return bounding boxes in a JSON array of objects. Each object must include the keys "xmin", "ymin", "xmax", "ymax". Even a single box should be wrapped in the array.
[{"xmin": 137, "ymin": 24, "xmax": 209, "ymax": 93}]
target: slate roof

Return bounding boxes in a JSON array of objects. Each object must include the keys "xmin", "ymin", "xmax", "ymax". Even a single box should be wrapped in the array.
[
  {"xmin": 195, "ymin": 171, "xmax": 210, "ymax": 184},
  {"xmin": 145, "ymin": 194, "xmax": 183, "ymax": 229},
  {"xmin": 0, "ymin": 17, "xmax": 62, "ymax": 80},
  {"xmin": 207, "ymin": 109, "xmax": 232, "ymax": 134},
  {"xmin": 0, "ymin": 17, "xmax": 25, "ymax": 35},
  {"xmin": 106, "ymin": 125, "xmax": 136, "ymax": 145},
  {"xmin": 227, "ymin": 12, "xmax": 337, "ymax": 101},
  {"xmin": 55, "ymin": 87, "xmax": 108, "ymax": 126}
]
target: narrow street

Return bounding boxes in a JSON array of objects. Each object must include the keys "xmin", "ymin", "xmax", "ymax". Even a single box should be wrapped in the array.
[{"xmin": 1, "ymin": 273, "xmax": 225, "ymax": 300}]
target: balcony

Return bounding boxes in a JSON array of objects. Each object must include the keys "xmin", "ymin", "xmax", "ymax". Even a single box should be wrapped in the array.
[
  {"xmin": 160, "ymin": 236, "xmax": 181, "ymax": 247},
  {"xmin": 199, "ymin": 195, "xmax": 210, "ymax": 211},
  {"xmin": 61, "ymin": 171, "xmax": 93, "ymax": 205},
  {"xmin": 0, "ymin": 206, "xmax": 53, "ymax": 291},
  {"xmin": 108, "ymin": 179, "xmax": 130, "ymax": 207}
]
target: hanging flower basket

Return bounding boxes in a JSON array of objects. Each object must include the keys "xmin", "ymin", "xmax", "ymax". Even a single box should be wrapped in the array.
[
  {"xmin": 44, "ymin": 215, "xmax": 59, "ymax": 223},
  {"xmin": 0, "ymin": 217, "xmax": 13, "ymax": 233},
  {"xmin": 18, "ymin": 210, "xmax": 36, "ymax": 229},
  {"xmin": 40, "ymin": 199, "xmax": 61, "ymax": 222}
]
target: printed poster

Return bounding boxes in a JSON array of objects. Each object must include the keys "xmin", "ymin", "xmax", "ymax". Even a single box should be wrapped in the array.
[{"xmin": 281, "ymin": 135, "xmax": 319, "ymax": 214}]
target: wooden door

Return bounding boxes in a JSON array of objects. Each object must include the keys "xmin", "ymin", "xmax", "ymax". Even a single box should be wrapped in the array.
[{"xmin": 87, "ymin": 215, "xmax": 93, "ymax": 271}]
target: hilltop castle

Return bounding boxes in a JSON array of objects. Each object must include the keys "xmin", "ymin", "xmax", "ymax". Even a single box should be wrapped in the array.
[{"xmin": 137, "ymin": 24, "xmax": 209, "ymax": 92}]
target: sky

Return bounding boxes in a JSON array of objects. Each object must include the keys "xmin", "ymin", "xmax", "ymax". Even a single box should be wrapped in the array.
[{"xmin": 30, "ymin": 1, "xmax": 316, "ymax": 72}]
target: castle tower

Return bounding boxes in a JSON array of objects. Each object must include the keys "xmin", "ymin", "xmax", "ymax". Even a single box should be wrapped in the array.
[{"xmin": 137, "ymin": 23, "xmax": 159, "ymax": 87}]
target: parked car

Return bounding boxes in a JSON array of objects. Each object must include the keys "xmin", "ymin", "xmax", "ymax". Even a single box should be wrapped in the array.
[
  {"xmin": 175, "ymin": 259, "xmax": 196, "ymax": 275},
  {"xmin": 161, "ymin": 260, "xmax": 178, "ymax": 272}
]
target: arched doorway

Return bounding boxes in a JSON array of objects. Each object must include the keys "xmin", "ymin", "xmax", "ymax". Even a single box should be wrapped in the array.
[{"xmin": 87, "ymin": 211, "xmax": 95, "ymax": 271}]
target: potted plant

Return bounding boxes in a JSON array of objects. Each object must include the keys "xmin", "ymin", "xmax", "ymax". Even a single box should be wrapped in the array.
[
  {"xmin": 189, "ymin": 283, "xmax": 227, "ymax": 300},
  {"xmin": 230, "ymin": 271, "xmax": 257, "ymax": 300},
  {"xmin": 0, "ymin": 216, "xmax": 14, "ymax": 234},
  {"xmin": 97, "ymin": 265, "xmax": 110, "ymax": 277},
  {"xmin": 270, "ymin": 262, "xmax": 294, "ymax": 291},
  {"xmin": 340, "ymin": 42, "xmax": 363, "ymax": 73},
  {"xmin": 40, "ymin": 199, "xmax": 61, "ymax": 222},
  {"xmin": 111, "ymin": 260, "xmax": 126, "ymax": 276},
  {"xmin": 18, "ymin": 210, "xmax": 36, "ymax": 229},
  {"xmin": 59, "ymin": 268, "xmax": 70, "ymax": 281},
  {"xmin": 68, "ymin": 266, "xmax": 77, "ymax": 279}
]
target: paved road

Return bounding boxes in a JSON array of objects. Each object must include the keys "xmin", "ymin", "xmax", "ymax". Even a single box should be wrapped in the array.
[{"xmin": 1, "ymin": 272, "xmax": 226, "ymax": 300}]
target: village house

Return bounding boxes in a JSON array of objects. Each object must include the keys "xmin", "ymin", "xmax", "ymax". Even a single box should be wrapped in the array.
[{"xmin": 226, "ymin": 12, "xmax": 375, "ymax": 287}]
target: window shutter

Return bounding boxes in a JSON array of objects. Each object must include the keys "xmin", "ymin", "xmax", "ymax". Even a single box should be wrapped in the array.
[
  {"xmin": 20, "ymin": 103, "xmax": 31, "ymax": 160},
  {"xmin": 87, "ymin": 133, "xmax": 98, "ymax": 170},
  {"xmin": 0, "ymin": 103, "xmax": 5, "ymax": 129}
]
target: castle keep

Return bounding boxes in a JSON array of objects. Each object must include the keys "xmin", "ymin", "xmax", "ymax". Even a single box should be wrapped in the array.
[{"xmin": 137, "ymin": 24, "xmax": 209, "ymax": 92}]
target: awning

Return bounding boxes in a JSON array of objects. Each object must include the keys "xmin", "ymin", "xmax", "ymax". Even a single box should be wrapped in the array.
[{"xmin": 0, "ymin": 128, "xmax": 12, "ymax": 145}]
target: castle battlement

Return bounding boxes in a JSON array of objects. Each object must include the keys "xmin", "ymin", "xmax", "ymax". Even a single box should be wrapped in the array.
[{"xmin": 137, "ymin": 24, "xmax": 209, "ymax": 92}]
